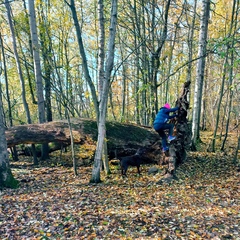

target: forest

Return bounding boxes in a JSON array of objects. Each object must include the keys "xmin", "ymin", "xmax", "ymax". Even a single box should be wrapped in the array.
[{"xmin": 0, "ymin": 0, "xmax": 239, "ymax": 239}]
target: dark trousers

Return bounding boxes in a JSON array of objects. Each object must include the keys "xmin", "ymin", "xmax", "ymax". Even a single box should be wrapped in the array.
[{"xmin": 154, "ymin": 123, "xmax": 174, "ymax": 148}]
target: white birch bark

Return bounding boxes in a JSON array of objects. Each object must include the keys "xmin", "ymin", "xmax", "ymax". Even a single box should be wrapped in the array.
[
  {"xmin": 97, "ymin": 0, "xmax": 110, "ymax": 175},
  {"xmin": 97, "ymin": 0, "xmax": 105, "ymax": 104},
  {"xmin": 191, "ymin": 0, "xmax": 210, "ymax": 146},
  {"xmin": 28, "ymin": 0, "xmax": 45, "ymax": 124},
  {"xmin": 5, "ymin": 1, "xmax": 31, "ymax": 124},
  {"xmin": 90, "ymin": 0, "xmax": 118, "ymax": 183},
  {"xmin": 28, "ymin": 0, "xmax": 49, "ymax": 160},
  {"xmin": 5, "ymin": 1, "xmax": 39, "ymax": 164}
]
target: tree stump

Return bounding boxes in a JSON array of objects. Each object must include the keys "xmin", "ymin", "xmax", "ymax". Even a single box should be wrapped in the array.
[{"xmin": 158, "ymin": 81, "xmax": 192, "ymax": 184}]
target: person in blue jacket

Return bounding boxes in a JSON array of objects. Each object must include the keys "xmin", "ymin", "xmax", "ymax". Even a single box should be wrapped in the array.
[{"xmin": 153, "ymin": 103, "xmax": 179, "ymax": 152}]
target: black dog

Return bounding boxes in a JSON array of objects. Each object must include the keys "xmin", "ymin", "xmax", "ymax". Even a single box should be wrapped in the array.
[{"xmin": 119, "ymin": 148, "xmax": 146, "ymax": 176}]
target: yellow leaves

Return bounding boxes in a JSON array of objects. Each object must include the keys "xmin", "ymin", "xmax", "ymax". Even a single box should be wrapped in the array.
[
  {"xmin": 2, "ymin": 141, "xmax": 239, "ymax": 239},
  {"xmin": 33, "ymin": 229, "xmax": 51, "ymax": 239}
]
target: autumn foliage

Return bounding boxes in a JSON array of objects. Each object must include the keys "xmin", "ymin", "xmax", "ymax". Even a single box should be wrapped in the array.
[{"xmin": 1, "ymin": 133, "xmax": 239, "ymax": 239}]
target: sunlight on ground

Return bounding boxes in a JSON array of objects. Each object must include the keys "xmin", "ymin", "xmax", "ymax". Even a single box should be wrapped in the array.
[{"xmin": 1, "ymin": 131, "xmax": 239, "ymax": 239}]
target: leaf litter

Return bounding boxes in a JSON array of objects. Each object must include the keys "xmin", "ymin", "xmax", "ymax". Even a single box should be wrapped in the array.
[{"xmin": 0, "ymin": 141, "xmax": 239, "ymax": 239}]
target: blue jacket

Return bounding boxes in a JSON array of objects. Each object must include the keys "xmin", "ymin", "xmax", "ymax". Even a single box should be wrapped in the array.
[{"xmin": 153, "ymin": 106, "xmax": 179, "ymax": 128}]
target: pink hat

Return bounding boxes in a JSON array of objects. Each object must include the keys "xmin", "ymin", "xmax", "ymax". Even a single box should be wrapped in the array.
[{"xmin": 164, "ymin": 103, "xmax": 171, "ymax": 109}]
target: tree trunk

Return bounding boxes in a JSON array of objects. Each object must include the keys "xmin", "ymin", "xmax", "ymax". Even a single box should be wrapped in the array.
[
  {"xmin": 38, "ymin": 1, "xmax": 53, "ymax": 122},
  {"xmin": 151, "ymin": 0, "xmax": 171, "ymax": 114},
  {"xmin": 165, "ymin": 5, "xmax": 184, "ymax": 103},
  {"xmin": 0, "ymin": 91, "xmax": 18, "ymax": 189},
  {"xmin": 191, "ymin": 0, "xmax": 210, "ymax": 147},
  {"xmin": 66, "ymin": 109, "xmax": 77, "ymax": 176},
  {"xmin": 90, "ymin": 0, "xmax": 118, "ymax": 183},
  {"xmin": 5, "ymin": 119, "xmax": 159, "ymax": 157},
  {"xmin": 158, "ymin": 81, "xmax": 191, "ymax": 184},
  {"xmin": 67, "ymin": 0, "xmax": 98, "ymax": 115},
  {"xmin": 186, "ymin": 0, "xmax": 197, "ymax": 87},
  {"xmin": 233, "ymin": 135, "xmax": 240, "ymax": 165},
  {"xmin": 210, "ymin": 50, "xmax": 229, "ymax": 152},
  {"xmin": 201, "ymin": 69, "xmax": 207, "ymax": 132},
  {"xmin": 220, "ymin": 0, "xmax": 238, "ymax": 151},
  {"xmin": 97, "ymin": 0, "xmax": 110, "ymax": 176},
  {"xmin": 140, "ymin": 0, "xmax": 148, "ymax": 125},
  {"xmin": 97, "ymin": 0, "xmax": 105, "ymax": 106},
  {"xmin": 133, "ymin": 0, "xmax": 141, "ymax": 125},
  {"xmin": 22, "ymin": 1, "xmax": 38, "ymax": 105},
  {"xmin": 28, "ymin": 0, "xmax": 49, "ymax": 160},
  {"xmin": 5, "ymin": 0, "xmax": 38, "ymax": 164},
  {"xmin": 0, "ymin": 32, "xmax": 19, "ymax": 162},
  {"xmin": 5, "ymin": 1, "xmax": 31, "ymax": 124}
]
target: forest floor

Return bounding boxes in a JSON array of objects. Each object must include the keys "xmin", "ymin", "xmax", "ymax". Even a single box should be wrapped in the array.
[{"xmin": 0, "ymin": 132, "xmax": 239, "ymax": 240}]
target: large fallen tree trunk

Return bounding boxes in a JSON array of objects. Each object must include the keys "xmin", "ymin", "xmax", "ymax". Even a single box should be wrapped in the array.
[
  {"xmin": 6, "ymin": 120, "xmax": 86, "ymax": 147},
  {"xmin": 6, "ymin": 118, "xmax": 160, "ymax": 161},
  {"xmin": 158, "ymin": 81, "xmax": 192, "ymax": 183}
]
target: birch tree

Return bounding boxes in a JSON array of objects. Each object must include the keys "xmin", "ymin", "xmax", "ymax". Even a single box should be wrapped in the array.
[
  {"xmin": 97, "ymin": 0, "xmax": 110, "ymax": 175},
  {"xmin": 90, "ymin": 0, "xmax": 118, "ymax": 183},
  {"xmin": 5, "ymin": 0, "xmax": 38, "ymax": 164},
  {"xmin": 28, "ymin": 0, "xmax": 49, "ymax": 159},
  {"xmin": 5, "ymin": 1, "xmax": 31, "ymax": 124},
  {"xmin": 191, "ymin": 0, "xmax": 210, "ymax": 147},
  {"xmin": 28, "ymin": 0, "xmax": 45, "ymax": 124},
  {"xmin": 66, "ymin": 0, "xmax": 118, "ymax": 181}
]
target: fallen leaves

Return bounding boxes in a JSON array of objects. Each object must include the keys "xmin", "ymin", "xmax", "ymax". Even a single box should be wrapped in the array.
[{"xmin": 0, "ymin": 148, "xmax": 239, "ymax": 239}]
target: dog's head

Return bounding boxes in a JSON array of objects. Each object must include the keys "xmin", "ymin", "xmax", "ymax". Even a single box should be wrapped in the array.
[{"xmin": 136, "ymin": 147, "xmax": 147, "ymax": 155}]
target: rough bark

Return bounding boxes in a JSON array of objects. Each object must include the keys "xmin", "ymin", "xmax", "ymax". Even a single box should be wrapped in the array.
[
  {"xmin": 6, "ymin": 120, "xmax": 86, "ymax": 147},
  {"xmin": 0, "ymin": 91, "xmax": 18, "ymax": 189},
  {"xmin": 158, "ymin": 81, "xmax": 192, "ymax": 184},
  {"xmin": 5, "ymin": 118, "xmax": 159, "ymax": 158},
  {"xmin": 0, "ymin": 32, "xmax": 19, "ymax": 162}
]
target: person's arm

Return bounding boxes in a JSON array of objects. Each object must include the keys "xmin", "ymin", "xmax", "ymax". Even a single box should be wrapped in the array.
[
  {"xmin": 166, "ymin": 106, "xmax": 179, "ymax": 113},
  {"xmin": 166, "ymin": 107, "xmax": 179, "ymax": 120},
  {"xmin": 169, "ymin": 114, "xmax": 177, "ymax": 119}
]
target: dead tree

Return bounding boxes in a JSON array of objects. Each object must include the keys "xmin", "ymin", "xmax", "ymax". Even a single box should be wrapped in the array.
[{"xmin": 159, "ymin": 81, "xmax": 192, "ymax": 183}]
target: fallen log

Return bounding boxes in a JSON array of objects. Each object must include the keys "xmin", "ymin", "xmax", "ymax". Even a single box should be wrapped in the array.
[
  {"xmin": 6, "ymin": 118, "xmax": 160, "ymax": 162},
  {"xmin": 6, "ymin": 119, "xmax": 86, "ymax": 147}
]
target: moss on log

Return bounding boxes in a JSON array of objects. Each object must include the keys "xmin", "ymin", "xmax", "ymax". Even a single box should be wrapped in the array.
[{"xmin": 5, "ymin": 118, "xmax": 160, "ymax": 162}]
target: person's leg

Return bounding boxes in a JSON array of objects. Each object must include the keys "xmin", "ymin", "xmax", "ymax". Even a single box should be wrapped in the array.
[
  {"xmin": 160, "ymin": 123, "xmax": 171, "ymax": 134},
  {"xmin": 162, "ymin": 123, "xmax": 176, "ymax": 141},
  {"xmin": 168, "ymin": 123, "xmax": 174, "ymax": 136},
  {"xmin": 157, "ymin": 129, "xmax": 168, "ymax": 150}
]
